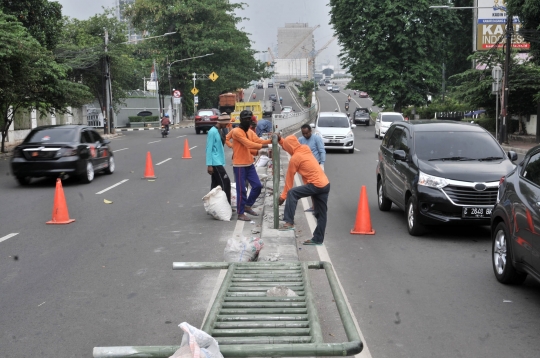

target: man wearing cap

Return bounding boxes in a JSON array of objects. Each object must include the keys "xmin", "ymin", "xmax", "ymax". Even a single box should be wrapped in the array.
[
  {"xmin": 229, "ymin": 110, "xmax": 275, "ymax": 221},
  {"xmin": 206, "ymin": 112, "xmax": 232, "ymax": 204}
]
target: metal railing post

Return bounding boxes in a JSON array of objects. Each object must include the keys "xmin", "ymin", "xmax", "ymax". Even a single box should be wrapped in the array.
[{"xmin": 272, "ymin": 134, "xmax": 280, "ymax": 229}]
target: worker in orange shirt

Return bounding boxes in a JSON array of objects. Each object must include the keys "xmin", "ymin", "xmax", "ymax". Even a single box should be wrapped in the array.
[
  {"xmin": 278, "ymin": 135, "xmax": 330, "ymax": 245},
  {"xmin": 228, "ymin": 110, "xmax": 275, "ymax": 221}
]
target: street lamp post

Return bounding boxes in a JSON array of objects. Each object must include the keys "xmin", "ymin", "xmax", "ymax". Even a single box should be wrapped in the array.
[
  {"xmin": 492, "ymin": 65, "xmax": 503, "ymax": 139},
  {"xmin": 167, "ymin": 53, "xmax": 214, "ymax": 124}
]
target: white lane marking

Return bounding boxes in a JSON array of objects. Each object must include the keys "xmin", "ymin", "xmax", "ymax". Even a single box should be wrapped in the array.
[
  {"xmin": 148, "ymin": 140, "xmax": 161, "ymax": 144},
  {"xmin": 0, "ymin": 233, "xmax": 18, "ymax": 244},
  {"xmin": 294, "ymin": 172, "xmax": 373, "ymax": 358},
  {"xmin": 95, "ymin": 179, "xmax": 129, "ymax": 195},
  {"xmin": 177, "ymin": 135, "xmax": 186, "ymax": 138},
  {"xmin": 113, "ymin": 148, "xmax": 128, "ymax": 152},
  {"xmin": 156, "ymin": 158, "xmax": 172, "ymax": 166},
  {"xmin": 38, "ymin": 302, "xmax": 46, "ymax": 307},
  {"xmin": 189, "ymin": 146, "xmax": 197, "ymax": 150},
  {"xmin": 201, "ymin": 217, "xmax": 245, "ymax": 329},
  {"xmin": 354, "ymin": 148, "xmax": 361, "ymax": 152}
]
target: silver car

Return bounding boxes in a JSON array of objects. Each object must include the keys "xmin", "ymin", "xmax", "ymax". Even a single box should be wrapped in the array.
[
  {"xmin": 311, "ymin": 112, "xmax": 356, "ymax": 153},
  {"xmin": 375, "ymin": 112, "xmax": 404, "ymax": 139}
]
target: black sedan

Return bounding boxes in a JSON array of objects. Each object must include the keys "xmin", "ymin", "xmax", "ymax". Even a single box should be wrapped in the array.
[
  {"xmin": 10, "ymin": 125, "xmax": 114, "ymax": 185},
  {"xmin": 491, "ymin": 145, "xmax": 540, "ymax": 285},
  {"xmin": 376, "ymin": 120, "xmax": 517, "ymax": 235},
  {"xmin": 353, "ymin": 108, "xmax": 371, "ymax": 126}
]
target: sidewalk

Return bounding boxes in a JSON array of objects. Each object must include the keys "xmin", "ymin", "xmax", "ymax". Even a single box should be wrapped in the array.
[{"xmin": 502, "ymin": 135, "xmax": 539, "ymax": 155}]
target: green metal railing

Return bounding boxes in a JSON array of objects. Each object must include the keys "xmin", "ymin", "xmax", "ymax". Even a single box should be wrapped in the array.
[
  {"xmin": 272, "ymin": 134, "xmax": 280, "ymax": 229},
  {"xmin": 93, "ymin": 262, "xmax": 363, "ymax": 358}
]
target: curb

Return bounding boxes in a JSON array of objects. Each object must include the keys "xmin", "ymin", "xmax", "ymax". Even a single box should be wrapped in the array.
[{"xmin": 501, "ymin": 145, "xmax": 531, "ymax": 155}]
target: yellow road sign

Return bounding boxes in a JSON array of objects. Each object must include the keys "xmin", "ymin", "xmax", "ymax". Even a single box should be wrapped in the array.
[
  {"xmin": 209, "ymin": 72, "xmax": 219, "ymax": 82},
  {"xmin": 191, "ymin": 87, "xmax": 199, "ymax": 95}
]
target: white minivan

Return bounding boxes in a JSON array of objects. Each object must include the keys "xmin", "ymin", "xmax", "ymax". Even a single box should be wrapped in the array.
[
  {"xmin": 310, "ymin": 112, "xmax": 356, "ymax": 153},
  {"xmin": 374, "ymin": 112, "xmax": 404, "ymax": 139}
]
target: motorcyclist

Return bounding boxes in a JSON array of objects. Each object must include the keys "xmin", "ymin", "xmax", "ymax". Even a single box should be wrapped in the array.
[
  {"xmin": 252, "ymin": 93, "xmax": 256, "ymax": 99},
  {"xmin": 161, "ymin": 113, "xmax": 171, "ymax": 133},
  {"xmin": 279, "ymin": 97, "xmax": 283, "ymax": 105},
  {"xmin": 345, "ymin": 102, "xmax": 349, "ymax": 111},
  {"xmin": 347, "ymin": 94, "xmax": 351, "ymax": 102}
]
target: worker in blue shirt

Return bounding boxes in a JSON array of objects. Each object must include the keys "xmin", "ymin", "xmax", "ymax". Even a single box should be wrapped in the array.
[
  {"xmin": 206, "ymin": 113, "xmax": 232, "ymax": 204},
  {"xmin": 256, "ymin": 117, "xmax": 273, "ymax": 137},
  {"xmin": 299, "ymin": 123, "xmax": 326, "ymax": 212},
  {"xmin": 299, "ymin": 124, "xmax": 326, "ymax": 168}
]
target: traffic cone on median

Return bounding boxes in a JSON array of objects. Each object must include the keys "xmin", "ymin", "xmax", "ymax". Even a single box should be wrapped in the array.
[
  {"xmin": 182, "ymin": 139, "xmax": 192, "ymax": 159},
  {"xmin": 46, "ymin": 178, "xmax": 75, "ymax": 225},
  {"xmin": 142, "ymin": 151, "xmax": 157, "ymax": 179},
  {"xmin": 350, "ymin": 185, "xmax": 375, "ymax": 235}
]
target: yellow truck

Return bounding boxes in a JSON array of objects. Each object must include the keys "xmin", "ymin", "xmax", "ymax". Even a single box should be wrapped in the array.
[{"xmin": 230, "ymin": 101, "xmax": 263, "ymax": 127}]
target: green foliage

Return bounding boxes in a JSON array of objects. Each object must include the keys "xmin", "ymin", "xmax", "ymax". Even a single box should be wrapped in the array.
[
  {"xmin": 126, "ymin": 0, "xmax": 272, "ymax": 115},
  {"xmin": 472, "ymin": 116, "xmax": 496, "ymax": 133},
  {"xmin": 450, "ymin": 50, "xmax": 540, "ymax": 117},
  {"xmin": 128, "ymin": 116, "xmax": 159, "ymax": 122},
  {"xmin": 507, "ymin": 0, "xmax": 540, "ymax": 65},
  {"xmin": 329, "ymin": 0, "xmax": 468, "ymax": 112},
  {"xmin": 0, "ymin": 0, "xmax": 63, "ymax": 50},
  {"xmin": 0, "ymin": 10, "xmax": 92, "ymax": 152},
  {"xmin": 298, "ymin": 80, "xmax": 315, "ymax": 106}
]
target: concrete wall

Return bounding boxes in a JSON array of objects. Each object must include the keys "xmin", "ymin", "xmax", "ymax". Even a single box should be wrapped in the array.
[{"xmin": 525, "ymin": 115, "xmax": 538, "ymax": 135}]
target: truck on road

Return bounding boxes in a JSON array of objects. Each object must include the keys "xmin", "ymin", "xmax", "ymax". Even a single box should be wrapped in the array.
[
  {"xmin": 262, "ymin": 100, "xmax": 274, "ymax": 117},
  {"xmin": 218, "ymin": 89, "xmax": 244, "ymax": 114}
]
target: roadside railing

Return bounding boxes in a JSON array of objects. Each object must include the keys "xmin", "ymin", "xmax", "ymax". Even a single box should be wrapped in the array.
[{"xmin": 272, "ymin": 134, "xmax": 280, "ymax": 229}]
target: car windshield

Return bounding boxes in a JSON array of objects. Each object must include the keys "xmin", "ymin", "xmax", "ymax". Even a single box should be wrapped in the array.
[
  {"xmin": 24, "ymin": 128, "xmax": 76, "ymax": 143},
  {"xmin": 381, "ymin": 114, "xmax": 404, "ymax": 122},
  {"xmin": 414, "ymin": 131, "xmax": 504, "ymax": 161},
  {"xmin": 318, "ymin": 116, "xmax": 350, "ymax": 128},
  {"xmin": 198, "ymin": 111, "xmax": 214, "ymax": 116}
]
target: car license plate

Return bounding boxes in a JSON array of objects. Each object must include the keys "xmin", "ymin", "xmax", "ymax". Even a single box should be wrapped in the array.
[
  {"xmin": 462, "ymin": 207, "xmax": 492, "ymax": 218},
  {"xmin": 329, "ymin": 140, "xmax": 340, "ymax": 143}
]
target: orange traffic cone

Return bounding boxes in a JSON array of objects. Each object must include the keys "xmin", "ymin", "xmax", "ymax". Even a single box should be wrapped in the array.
[
  {"xmin": 182, "ymin": 139, "xmax": 192, "ymax": 159},
  {"xmin": 46, "ymin": 178, "xmax": 75, "ymax": 225},
  {"xmin": 142, "ymin": 151, "xmax": 157, "ymax": 179},
  {"xmin": 350, "ymin": 185, "xmax": 375, "ymax": 235}
]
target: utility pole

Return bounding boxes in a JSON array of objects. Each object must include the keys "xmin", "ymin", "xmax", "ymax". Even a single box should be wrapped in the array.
[
  {"xmin": 501, "ymin": 13, "xmax": 512, "ymax": 144},
  {"xmin": 104, "ymin": 28, "xmax": 110, "ymax": 134}
]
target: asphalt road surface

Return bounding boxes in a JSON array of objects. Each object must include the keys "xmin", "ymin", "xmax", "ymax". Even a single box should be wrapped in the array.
[{"xmin": 1, "ymin": 84, "xmax": 539, "ymax": 358}]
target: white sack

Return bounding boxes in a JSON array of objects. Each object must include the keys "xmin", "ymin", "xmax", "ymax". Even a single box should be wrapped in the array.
[{"xmin": 202, "ymin": 186, "xmax": 232, "ymax": 221}]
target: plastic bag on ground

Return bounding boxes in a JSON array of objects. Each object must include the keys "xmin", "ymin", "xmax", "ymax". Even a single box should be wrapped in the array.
[
  {"xmin": 223, "ymin": 237, "xmax": 265, "ymax": 262},
  {"xmin": 256, "ymin": 155, "xmax": 270, "ymax": 167},
  {"xmin": 202, "ymin": 186, "xmax": 232, "ymax": 221},
  {"xmin": 169, "ymin": 322, "xmax": 223, "ymax": 358},
  {"xmin": 230, "ymin": 183, "xmax": 237, "ymax": 207}
]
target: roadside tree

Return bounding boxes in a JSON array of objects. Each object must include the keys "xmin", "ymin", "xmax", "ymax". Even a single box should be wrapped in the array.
[
  {"xmin": 329, "ymin": 0, "xmax": 468, "ymax": 112},
  {"xmin": 126, "ymin": 0, "xmax": 271, "ymax": 114},
  {"xmin": 0, "ymin": 11, "xmax": 92, "ymax": 153}
]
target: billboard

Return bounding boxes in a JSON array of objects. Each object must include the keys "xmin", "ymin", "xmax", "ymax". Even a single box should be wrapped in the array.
[
  {"xmin": 476, "ymin": 0, "xmax": 530, "ymax": 51},
  {"xmin": 273, "ymin": 58, "xmax": 310, "ymax": 79}
]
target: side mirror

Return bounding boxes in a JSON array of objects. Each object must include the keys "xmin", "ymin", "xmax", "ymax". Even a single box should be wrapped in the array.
[
  {"xmin": 393, "ymin": 150, "xmax": 407, "ymax": 161},
  {"xmin": 310, "ymin": 123, "xmax": 315, "ymax": 128},
  {"xmin": 351, "ymin": 124, "xmax": 357, "ymax": 128},
  {"xmin": 507, "ymin": 151, "xmax": 518, "ymax": 162}
]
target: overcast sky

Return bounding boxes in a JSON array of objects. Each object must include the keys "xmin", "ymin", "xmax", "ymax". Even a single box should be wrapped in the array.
[{"xmin": 55, "ymin": 0, "xmax": 342, "ymax": 67}]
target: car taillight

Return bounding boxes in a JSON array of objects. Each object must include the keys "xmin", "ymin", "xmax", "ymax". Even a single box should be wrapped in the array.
[
  {"xmin": 210, "ymin": 115, "xmax": 218, "ymax": 120},
  {"xmin": 56, "ymin": 147, "xmax": 78, "ymax": 158},
  {"xmin": 195, "ymin": 116, "xmax": 201, "ymax": 120}
]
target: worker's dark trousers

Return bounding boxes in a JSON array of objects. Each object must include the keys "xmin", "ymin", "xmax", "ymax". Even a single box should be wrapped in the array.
[{"xmin": 211, "ymin": 165, "xmax": 231, "ymax": 205}]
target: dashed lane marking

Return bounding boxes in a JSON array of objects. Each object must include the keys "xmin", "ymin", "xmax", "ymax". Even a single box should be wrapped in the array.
[
  {"xmin": 113, "ymin": 148, "xmax": 128, "ymax": 152},
  {"xmin": 177, "ymin": 135, "xmax": 186, "ymax": 138},
  {"xmin": 148, "ymin": 140, "xmax": 161, "ymax": 144},
  {"xmin": 0, "ymin": 233, "xmax": 18, "ymax": 244},
  {"xmin": 95, "ymin": 179, "xmax": 129, "ymax": 195},
  {"xmin": 189, "ymin": 146, "xmax": 197, "ymax": 150},
  {"xmin": 156, "ymin": 158, "xmax": 172, "ymax": 166}
]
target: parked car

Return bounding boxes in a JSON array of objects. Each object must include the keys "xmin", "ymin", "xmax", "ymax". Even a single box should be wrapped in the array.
[
  {"xmin": 376, "ymin": 120, "xmax": 517, "ymax": 236},
  {"xmin": 10, "ymin": 125, "xmax": 114, "ymax": 185},
  {"xmin": 491, "ymin": 145, "xmax": 540, "ymax": 285},
  {"xmin": 332, "ymin": 86, "xmax": 340, "ymax": 93},
  {"xmin": 353, "ymin": 108, "xmax": 371, "ymax": 126},
  {"xmin": 375, "ymin": 112, "xmax": 404, "ymax": 139},
  {"xmin": 279, "ymin": 83, "xmax": 286, "ymax": 89},
  {"xmin": 268, "ymin": 82, "xmax": 274, "ymax": 88},
  {"xmin": 256, "ymin": 83, "xmax": 263, "ymax": 89},
  {"xmin": 310, "ymin": 112, "xmax": 356, "ymax": 153},
  {"xmin": 359, "ymin": 91, "xmax": 369, "ymax": 98},
  {"xmin": 269, "ymin": 94, "xmax": 277, "ymax": 102},
  {"xmin": 281, "ymin": 106, "xmax": 293, "ymax": 114},
  {"xmin": 195, "ymin": 108, "xmax": 220, "ymax": 134}
]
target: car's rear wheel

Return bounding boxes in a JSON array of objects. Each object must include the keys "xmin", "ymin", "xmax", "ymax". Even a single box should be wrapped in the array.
[
  {"xmin": 406, "ymin": 196, "xmax": 425, "ymax": 236},
  {"xmin": 377, "ymin": 180, "xmax": 392, "ymax": 211},
  {"xmin": 81, "ymin": 161, "xmax": 94, "ymax": 183},
  {"xmin": 104, "ymin": 156, "xmax": 115, "ymax": 175},
  {"xmin": 196, "ymin": 128, "xmax": 201, "ymax": 134},
  {"xmin": 492, "ymin": 222, "xmax": 527, "ymax": 284},
  {"xmin": 375, "ymin": 130, "xmax": 378, "ymax": 139},
  {"xmin": 16, "ymin": 175, "xmax": 31, "ymax": 186},
  {"xmin": 366, "ymin": 121, "xmax": 369, "ymax": 126}
]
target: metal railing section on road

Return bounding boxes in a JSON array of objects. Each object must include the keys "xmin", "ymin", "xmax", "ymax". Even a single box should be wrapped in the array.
[
  {"xmin": 272, "ymin": 134, "xmax": 281, "ymax": 229},
  {"xmin": 93, "ymin": 261, "xmax": 363, "ymax": 358},
  {"xmin": 272, "ymin": 92, "xmax": 318, "ymax": 136}
]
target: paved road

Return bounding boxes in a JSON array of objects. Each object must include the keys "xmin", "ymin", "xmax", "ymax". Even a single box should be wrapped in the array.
[{"xmin": 1, "ymin": 84, "xmax": 539, "ymax": 358}]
